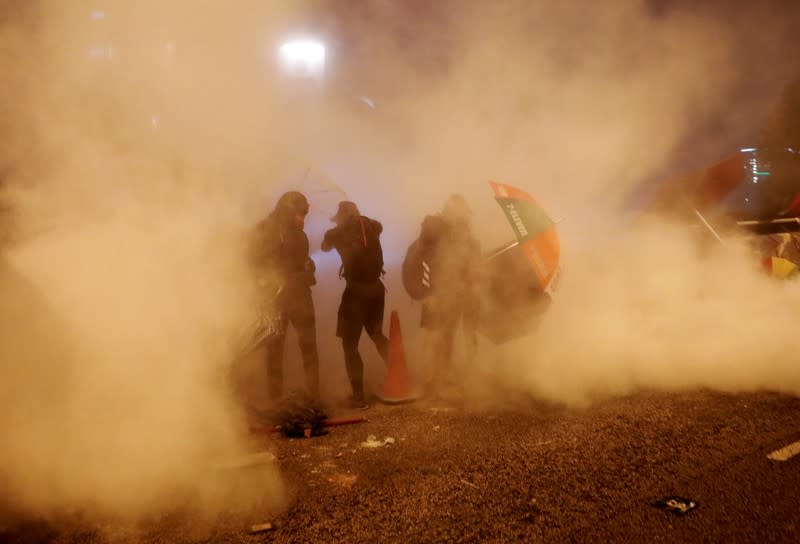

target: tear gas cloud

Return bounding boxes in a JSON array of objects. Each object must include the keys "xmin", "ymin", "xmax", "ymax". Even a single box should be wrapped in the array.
[
  {"xmin": 0, "ymin": 0, "xmax": 799, "ymax": 523},
  {"xmin": 333, "ymin": 0, "xmax": 800, "ymax": 406},
  {"xmin": 0, "ymin": 0, "xmax": 301, "ymax": 523}
]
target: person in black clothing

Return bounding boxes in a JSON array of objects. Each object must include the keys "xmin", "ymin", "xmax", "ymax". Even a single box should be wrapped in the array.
[
  {"xmin": 251, "ymin": 191, "xmax": 320, "ymax": 400},
  {"xmin": 321, "ymin": 201, "xmax": 388, "ymax": 409},
  {"xmin": 416, "ymin": 194, "xmax": 482, "ymax": 391}
]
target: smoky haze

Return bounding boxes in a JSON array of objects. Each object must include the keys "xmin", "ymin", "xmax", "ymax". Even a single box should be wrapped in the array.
[
  {"xmin": 313, "ymin": 0, "xmax": 800, "ymax": 407},
  {"xmin": 0, "ymin": 0, "xmax": 303, "ymax": 524},
  {"xmin": 0, "ymin": 0, "xmax": 798, "ymax": 524}
]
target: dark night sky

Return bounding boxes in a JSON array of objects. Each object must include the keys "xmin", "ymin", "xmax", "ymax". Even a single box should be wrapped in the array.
[
  {"xmin": 2, "ymin": 0, "xmax": 798, "ymax": 182},
  {"xmin": 316, "ymin": 0, "xmax": 799, "ymax": 160}
]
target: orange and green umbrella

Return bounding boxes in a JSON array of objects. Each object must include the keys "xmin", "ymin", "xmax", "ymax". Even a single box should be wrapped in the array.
[{"xmin": 489, "ymin": 181, "xmax": 560, "ymax": 293}]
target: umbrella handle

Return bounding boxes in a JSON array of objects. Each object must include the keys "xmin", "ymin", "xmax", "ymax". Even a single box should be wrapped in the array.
[
  {"xmin": 486, "ymin": 241, "xmax": 520, "ymax": 260},
  {"xmin": 693, "ymin": 208, "xmax": 725, "ymax": 244}
]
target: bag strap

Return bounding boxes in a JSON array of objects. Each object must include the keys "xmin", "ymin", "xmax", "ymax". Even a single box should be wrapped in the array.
[{"xmin": 359, "ymin": 216, "xmax": 367, "ymax": 248}]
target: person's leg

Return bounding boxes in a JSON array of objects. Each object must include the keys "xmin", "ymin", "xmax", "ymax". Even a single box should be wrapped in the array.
[
  {"xmin": 265, "ymin": 331, "xmax": 286, "ymax": 401},
  {"xmin": 461, "ymin": 294, "xmax": 481, "ymax": 366},
  {"xmin": 364, "ymin": 286, "xmax": 389, "ymax": 363},
  {"xmin": 425, "ymin": 328, "xmax": 453, "ymax": 395},
  {"xmin": 438, "ymin": 321, "xmax": 457, "ymax": 382},
  {"xmin": 342, "ymin": 330, "xmax": 365, "ymax": 402},
  {"xmin": 290, "ymin": 289, "xmax": 320, "ymax": 399},
  {"xmin": 424, "ymin": 307, "xmax": 456, "ymax": 392},
  {"xmin": 338, "ymin": 287, "xmax": 367, "ymax": 403},
  {"xmin": 420, "ymin": 301, "xmax": 438, "ymax": 388}
]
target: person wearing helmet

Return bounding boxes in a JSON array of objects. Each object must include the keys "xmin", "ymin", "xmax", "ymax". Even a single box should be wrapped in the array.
[
  {"xmin": 321, "ymin": 201, "xmax": 388, "ymax": 410},
  {"xmin": 415, "ymin": 194, "xmax": 482, "ymax": 394},
  {"xmin": 250, "ymin": 190, "xmax": 320, "ymax": 400}
]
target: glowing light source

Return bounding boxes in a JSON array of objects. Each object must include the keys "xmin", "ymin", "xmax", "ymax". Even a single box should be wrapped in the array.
[{"xmin": 278, "ymin": 39, "xmax": 326, "ymax": 78}]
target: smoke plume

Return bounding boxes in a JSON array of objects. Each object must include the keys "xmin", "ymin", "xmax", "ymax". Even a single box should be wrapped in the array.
[{"xmin": 1, "ymin": 0, "xmax": 799, "ymax": 525}]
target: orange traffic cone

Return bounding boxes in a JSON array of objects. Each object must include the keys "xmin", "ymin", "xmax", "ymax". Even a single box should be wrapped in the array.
[{"xmin": 377, "ymin": 310, "xmax": 418, "ymax": 404}]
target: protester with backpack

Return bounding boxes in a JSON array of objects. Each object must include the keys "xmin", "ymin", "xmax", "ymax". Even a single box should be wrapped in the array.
[
  {"xmin": 321, "ymin": 201, "xmax": 388, "ymax": 409},
  {"xmin": 414, "ymin": 194, "xmax": 483, "ymax": 394}
]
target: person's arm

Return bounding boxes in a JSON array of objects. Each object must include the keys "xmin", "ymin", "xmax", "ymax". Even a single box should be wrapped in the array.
[
  {"xmin": 321, "ymin": 228, "xmax": 336, "ymax": 252},
  {"xmin": 249, "ymin": 220, "xmax": 273, "ymax": 268}
]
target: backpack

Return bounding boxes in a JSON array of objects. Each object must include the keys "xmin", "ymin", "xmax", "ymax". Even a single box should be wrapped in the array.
[
  {"xmin": 401, "ymin": 238, "xmax": 432, "ymax": 300},
  {"xmin": 401, "ymin": 215, "xmax": 445, "ymax": 300},
  {"xmin": 340, "ymin": 217, "xmax": 384, "ymax": 283}
]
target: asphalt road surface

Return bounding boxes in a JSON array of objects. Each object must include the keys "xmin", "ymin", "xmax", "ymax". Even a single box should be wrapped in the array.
[{"xmin": 3, "ymin": 389, "xmax": 800, "ymax": 543}]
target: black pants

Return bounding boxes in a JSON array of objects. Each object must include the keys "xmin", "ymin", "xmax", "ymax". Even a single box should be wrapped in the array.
[
  {"xmin": 266, "ymin": 286, "xmax": 319, "ymax": 400},
  {"xmin": 421, "ymin": 293, "xmax": 480, "ymax": 384},
  {"xmin": 337, "ymin": 281, "xmax": 389, "ymax": 400}
]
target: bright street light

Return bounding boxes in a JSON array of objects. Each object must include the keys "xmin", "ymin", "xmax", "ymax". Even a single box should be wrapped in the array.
[{"xmin": 277, "ymin": 39, "xmax": 326, "ymax": 78}]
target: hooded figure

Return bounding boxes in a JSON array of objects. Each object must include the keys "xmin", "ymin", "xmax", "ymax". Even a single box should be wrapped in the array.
[
  {"xmin": 321, "ymin": 201, "xmax": 388, "ymax": 409},
  {"xmin": 416, "ymin": 194, "xmax": 483, "ymax": 391},
  {"xmin": 250, "ymin": 190, "xmax": 320, "ymax": 400}
]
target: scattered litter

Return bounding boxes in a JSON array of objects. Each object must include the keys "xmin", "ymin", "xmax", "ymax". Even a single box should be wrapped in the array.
[
  {"xmin": 335, "ymin": 452, "xmax": 343, "ymax": 458},
  {"xmin": 360, "ymin": 435, "xmax": 396, "ymax": 448},
  {"xmin": 212, "ymin": 451, "xmax": 276, "ymax": 470},
  {"xmin": 249, "ymin": 522, "xmax": 275, "ymax": 534},
  {"xmin": 433, "ymin": 425, "xmax": 440, "ymax": 431},
  {"xmin": 328, "ymin": 473, "xmax": 358, "ymax": 488},
  {"xmin": 654, "ymin": 496, "xmax": 698, "ymax": 515},
  {"xmin": 299, "ymin": 454, "xmax": 310, "ymax": 459},
  {"xmin": 768, "ymin": 440, "xmax": 800, "ymax": 462},
  {"xmin": 460, "ymin": 479, "xmax": 479, "ymax": 490}
]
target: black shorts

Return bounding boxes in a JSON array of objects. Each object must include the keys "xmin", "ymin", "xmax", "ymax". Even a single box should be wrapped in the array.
[{"xmin": 337, "ymin": 281, "xmax": 386, "ymax": 339}]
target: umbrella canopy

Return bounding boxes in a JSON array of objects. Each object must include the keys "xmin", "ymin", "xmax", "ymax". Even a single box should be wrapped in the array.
[
  {"xmin": 272, "ymin": 162, "xmax": 349, "ymax": 238},
  {"xmin": 643, "ymin": 153, "xmax": 746, "ymax": 215},
  {"xmin": 479, "ymin": 181, "xmax": 560, "ymax": 344},
  {"xmin": 766, "ymin": 256, "xmax": 798, "ymax": 279},
  {"xmin": 758, "ymin": 232, "xmax": 800, "ymax": 279},
  {"xmin": 489, "ymin": 181, "xmax": 561, "ymax": 293}
]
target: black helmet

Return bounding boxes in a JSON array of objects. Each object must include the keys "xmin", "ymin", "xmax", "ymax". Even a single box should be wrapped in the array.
[
  {"xmin": 442, "ymin": 193, "xmax": 471, "ymax": 222},
  {"xmin": 330, "ymin": 200, "xmax": 360, "ymax": 223},
  {"xmin": 275, "ymin": 191, "xmax": 310, "ymax": 216}
]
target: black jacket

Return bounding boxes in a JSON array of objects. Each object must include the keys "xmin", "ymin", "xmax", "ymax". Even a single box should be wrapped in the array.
[
  {"xmin": 322, "ymin": 216, "xmax": 384, "ymax": 284},
  {"xmin": 418, "ymin": 213, "xmax": 481, "ymax": 293},
  {"xmin": 250, "ymin": 214, "xmax": 316, "ymax": 289}
]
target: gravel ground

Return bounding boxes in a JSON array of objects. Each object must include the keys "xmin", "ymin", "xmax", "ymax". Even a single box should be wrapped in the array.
[{"xmin": 3, "ymin": 389, "xmax": 800, "ymax": 543}]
